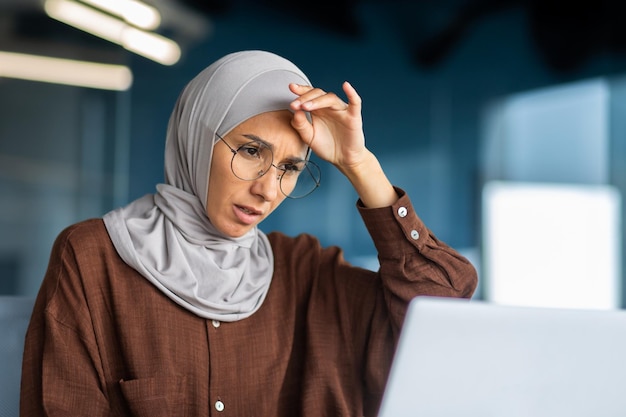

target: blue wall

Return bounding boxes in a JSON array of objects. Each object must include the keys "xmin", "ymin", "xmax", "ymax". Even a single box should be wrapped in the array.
[{"xmin": 125, "ymin": 3, "xmax": 626, "ymax": 264}]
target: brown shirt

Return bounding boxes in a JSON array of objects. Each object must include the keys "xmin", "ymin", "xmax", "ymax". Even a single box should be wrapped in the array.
[{"xmin": 20, "ymin": 190, "xmax": 477, "ymax": 417}]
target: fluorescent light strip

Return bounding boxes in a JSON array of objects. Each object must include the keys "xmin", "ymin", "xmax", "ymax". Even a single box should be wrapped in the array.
[
  {"xmin": 44, "ymin": 0, "xmax": 181, "ymax": 65},
  {"xmin": 45, "ymin": 0, "xmax": 125, "ymax": 44},
  {"xmin": 79, "ymin": 0, "xmax": 161, "ymax": 30},
  {"xmin": 0, "ymin": 51, "xmax": 133, "ymax": 91},
  {"xmin": 121, "ymin": 26, "xmax": 179, "ymax": 65}
]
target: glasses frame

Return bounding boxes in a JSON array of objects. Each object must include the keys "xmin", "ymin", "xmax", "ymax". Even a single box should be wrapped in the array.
[{"xmin": 216, "ymin": 133, "xmax": 321, "ymax": 199}]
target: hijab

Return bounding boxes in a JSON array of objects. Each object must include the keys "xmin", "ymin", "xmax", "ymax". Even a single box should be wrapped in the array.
[{"xmin": 103, "ymin": 51, "xmax": 311, "ymax": 321}]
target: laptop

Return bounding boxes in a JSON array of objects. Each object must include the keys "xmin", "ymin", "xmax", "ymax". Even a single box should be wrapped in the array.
[{"xmin": 378, "ymin": 296, "xmax": 626, "ymax": 417}]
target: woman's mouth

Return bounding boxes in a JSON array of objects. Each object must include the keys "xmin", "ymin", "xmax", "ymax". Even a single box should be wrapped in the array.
[{"xmin": 234, "ymin": 204, "xmax": 262, "ymax": 225}]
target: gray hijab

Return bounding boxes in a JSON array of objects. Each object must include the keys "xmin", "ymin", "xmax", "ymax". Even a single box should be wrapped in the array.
[{"xmin": 103, "ymin": 50, "xmax": 311, "ymax": 321}]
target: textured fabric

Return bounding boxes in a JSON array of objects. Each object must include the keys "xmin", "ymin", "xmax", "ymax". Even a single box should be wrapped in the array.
[
  {"xmin": 21, "ymin": 189, "xmax": 477, "ymax": 417},
  {"xmin": 103, "ymin": 51, "xmax": 311, "ymax": 321}
]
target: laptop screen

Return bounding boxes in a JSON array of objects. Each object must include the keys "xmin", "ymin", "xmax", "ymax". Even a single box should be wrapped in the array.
[{"xmin": 378, "ymin": 296, "xmax": 626, "ymax": 417}]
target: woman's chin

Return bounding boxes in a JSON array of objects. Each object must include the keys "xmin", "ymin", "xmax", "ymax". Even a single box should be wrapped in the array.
[{"xmin": 216, "ymin": 222, "xmax": 255, "ymax": 239}]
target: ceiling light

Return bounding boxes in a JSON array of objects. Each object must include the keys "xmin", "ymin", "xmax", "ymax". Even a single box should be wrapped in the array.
[
  {"xmin": 79, "ymin": 0, "xmax": 161, "ymax": 30},
  {"xmin": 121, "ymin": 26, "xmax": 181, "ymax": 65},
  {"xmin": 44, "ymin": 0, "xmax": 181, "ymax": 65},
  {"xmin": 0, "ymin": 51, "xmax": 133, "ymax": 91}
]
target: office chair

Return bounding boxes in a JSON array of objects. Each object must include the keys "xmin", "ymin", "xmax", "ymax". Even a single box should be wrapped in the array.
[{"xmin": 0, "ymin": 296, "xmax": 35, "ymax": 417}]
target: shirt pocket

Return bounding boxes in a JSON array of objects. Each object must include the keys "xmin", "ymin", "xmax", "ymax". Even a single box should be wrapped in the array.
[{"xmin": 119, "ymin": 375, "xmax": 187, "ymax": 417}]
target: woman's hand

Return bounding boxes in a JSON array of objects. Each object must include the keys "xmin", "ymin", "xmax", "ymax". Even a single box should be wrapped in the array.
[
  {"xmin": 288, "ymin": 82, "xmax": 398, "ymax": 208},
  {"xmin": 288, "ymin": 81, "xmax": 367, "ymax": 171}
]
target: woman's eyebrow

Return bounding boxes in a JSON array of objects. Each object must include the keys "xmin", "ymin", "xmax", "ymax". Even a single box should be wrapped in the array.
[
  {"xmin": 242, "ymin": 133, "xmax": 273, "ymax": 149},
  {"xmin": 241, "ymin": 133, "xmax": 306, "ymax": 161}
]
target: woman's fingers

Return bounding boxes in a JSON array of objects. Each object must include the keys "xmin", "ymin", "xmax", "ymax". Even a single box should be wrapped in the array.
[
  {"xmin": 342, "ymin": 81, "xmax": 362, "ymax": 113},
  {"xmin": 290, "ymin": 109, "xmax": 314, "ymax": 144},
  {"xmin": 289, "ymin": 84, "xmax": 347, "ymax": 112},
  {"xmin": 288, "ymin": 81, "xmax": 365, "ymax": 161}
]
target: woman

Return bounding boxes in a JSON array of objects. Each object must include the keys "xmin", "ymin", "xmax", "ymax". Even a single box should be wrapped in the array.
[{"xmin": 21, "ymin": 50, "xmax": 477, "ymax": 417}]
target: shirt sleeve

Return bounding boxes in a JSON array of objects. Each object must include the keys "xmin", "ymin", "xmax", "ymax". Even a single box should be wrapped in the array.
[
  {"xmin": 20, "ymin": 225, "xmax": 114, "ymax": 417},
  {"xmin": 355, "ymin": 187, "xmax": 477, "ymax": 414},
  {"xmin": 357, "ymin": 187, "xmax": 477, "ymax": 331}
]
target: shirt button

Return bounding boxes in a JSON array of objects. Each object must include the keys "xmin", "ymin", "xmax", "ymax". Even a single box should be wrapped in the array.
[
  {"xmin": 215, "ymin": 400, "xmax": 225, "ymax": 412},
  {"xmin": 212, "ymin": 320, "xmax": 221, "ymax": 328},
  {"xmin": 397, "ymin": 206, "xmax": 408, "ymax": 218},
  {"xmin": 410, "ymin": 230, "xmax": 420, "ymax": 240}
]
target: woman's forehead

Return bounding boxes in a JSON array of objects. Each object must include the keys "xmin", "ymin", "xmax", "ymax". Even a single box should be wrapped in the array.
[
  {"xmin": 231, "ymin": 109, "xmax": 293, "ymax": 129},
  {"xmin": 231, "ymin": 111, "xmax": 300, "ymax": 140}
]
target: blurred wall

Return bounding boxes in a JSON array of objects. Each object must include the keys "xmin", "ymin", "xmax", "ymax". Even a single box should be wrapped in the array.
[
  {"xmin": 126, "ymin": 3, "xmax": 626, "ymax": 261},
  {"xmin": 2, "ymin": 2, "xmax": 626, "ymax": 294}
]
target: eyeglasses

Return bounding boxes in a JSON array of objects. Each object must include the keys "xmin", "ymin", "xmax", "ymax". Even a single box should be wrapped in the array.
[{"xmin": 216, "ymin": 133, "xmax": 321, "ymax": 199}]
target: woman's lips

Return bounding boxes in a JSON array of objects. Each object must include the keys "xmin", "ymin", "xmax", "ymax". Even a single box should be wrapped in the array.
[{"xmin": 233, "ymin": 204, "xmax": 262, "ymax": 225}]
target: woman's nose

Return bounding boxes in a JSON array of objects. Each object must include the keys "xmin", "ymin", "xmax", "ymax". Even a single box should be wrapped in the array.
[{"xmin": 251, "ymin": 166, "xmax": 280, "ymax": 201}]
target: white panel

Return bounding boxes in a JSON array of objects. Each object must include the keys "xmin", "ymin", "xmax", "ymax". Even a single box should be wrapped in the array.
[{"xmin": 482, "ymin": 181, "xmax": 621, "ymax": 309}]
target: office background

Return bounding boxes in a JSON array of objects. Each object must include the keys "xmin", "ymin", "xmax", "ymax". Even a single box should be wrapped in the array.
[{"xmin": 1, "ymin": 0, "xmax": 625, "ymax": 306}]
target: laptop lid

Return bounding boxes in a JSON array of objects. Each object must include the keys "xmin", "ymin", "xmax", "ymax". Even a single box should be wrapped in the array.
[{"xmin": 378, "ymin": 296, "xmax": 626, "ymax": 417}]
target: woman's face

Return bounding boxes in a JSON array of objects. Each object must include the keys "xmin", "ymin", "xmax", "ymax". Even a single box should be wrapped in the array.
[{"xmin": 206, "ymin": 110, "xmax": 308, "ymax": 238}]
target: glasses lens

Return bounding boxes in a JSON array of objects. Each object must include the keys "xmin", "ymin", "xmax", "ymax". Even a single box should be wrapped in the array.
[
  {"xmin": 231, "ymin": 141, "xmax": 273, "ymax": 180},
  {"xmin": 280, "ymin": 160, "xmax": 321, "ymax": 199}
]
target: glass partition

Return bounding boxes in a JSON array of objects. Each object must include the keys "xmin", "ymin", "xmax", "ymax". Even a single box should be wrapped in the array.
[{"xmin": 0, "ymin": 79, "xmax": 129, "ymax": 295}]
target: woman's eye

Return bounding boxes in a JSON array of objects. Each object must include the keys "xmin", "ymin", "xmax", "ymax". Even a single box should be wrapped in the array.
[
  {"xmin": 280, "ymin": 163, "xmax": 302, "ymax": 174},
  {"xmin": 239, "ymin": 145, "xmax": 262, "ymax": 159}
]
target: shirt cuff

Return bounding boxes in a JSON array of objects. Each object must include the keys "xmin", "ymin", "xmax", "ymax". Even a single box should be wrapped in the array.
[{"xmin": 357, "ymin": 187, "xmax": 427, "ymax": 257}]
